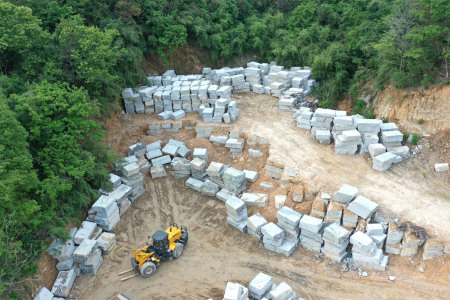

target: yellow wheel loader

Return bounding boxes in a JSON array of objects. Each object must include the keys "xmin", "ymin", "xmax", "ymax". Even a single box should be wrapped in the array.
[{"xmin": 119, "ymin": 223, "xmax": 188, "ymax": 281}]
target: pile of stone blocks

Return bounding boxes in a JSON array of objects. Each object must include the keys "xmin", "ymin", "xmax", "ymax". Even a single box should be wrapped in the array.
[
  {"xmin": 401, "ymin": 230, "xmax": 424, "ymax": 257},
  {"xmin": 190, "ymin": 158, "xmax": 208, "ymax": 181},
  {"xmin": 172, "ymin": 157, "xmax": 191, "ymax": 178},
  {"xmin": 225, "ymin": 196, "xmax": 248, "ymax": 233},
  {"xmin": 73, "ymin": 239, "xmax": 103, "ymax": 275},
  {"xmin": 350, "ymin": 231, "xmax": 388, "ymax": 271},
  {"xmin": 206, "ymin": 161, "xmax": 227, "ymax": 187},
  {"xmin": 332, "ymin": 116, "xmax": 355, "ymax": 138},
  {"xmin": 276, "ymin": 207, "xmax": 302, "ymax": 245},
  {"xmin": 249, "ymin": 272, "xmax": 273, "ymax": 299},
  {"xmin": 385, "ymin": 222, "xmax": 404, "ymax": 254},
  {"xmin": 223, "ymin": 167, "xmax": 247, "ymax": 195},
  {"xmin": 73, "ymin": 221, "xmax": 97, "ymax": 245},
  {"xmin": 241, "ymin": 193, "xmax": 268, "ymax": 206},
  {"xmin": 322, "ymin": 223, "xmax": 350, "ymax": 262},
  {"xmin": 262, "ymin": 222, "xmax": 297, "ymax": 257},
  {"xmin": 223, "ymin": 282, "xmax": 248, "ymax": 300},
  {"xmin": 278, "ymin": 97, "xmax": 296, "ymax": 111},
  {"xmin": 244, "ymin": 65, "xmax": 262, "ymax": 87},
  {"xmin": 247, "ymin": 213, "xmax": 268, "ymax": 240},
  {"xmin": 422, "ymin": 238, "xmax": 444, "ymax": 260},
  {"xmin": 347, "ymin": 196, "xmax": 379, "ymax": 220},
  {"xmin": 335, "ymin": 130, "xmax": 361, "ymax": 155},
  {"xmin": 231, "ymin": 73, "xmax": 250, "ymax": 93},
  {"xmin": 355, "ymin": 119, "xmax": 381, "ymax": 153},
  {"xmin": 225, "ymin": 138, "xmax": 245, "ymax": 153},
  {"xmin": 91, "ymin": 186, "xmax": 126, "ymax": 230},
  {"xmin": 299, "ymin": 215, "xmax": 324, "ymax": 252}
]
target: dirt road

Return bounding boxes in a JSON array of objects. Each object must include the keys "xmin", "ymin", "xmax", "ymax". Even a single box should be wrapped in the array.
[{"xmin": 74, "ymin": 176, "xmax": 449, "ymax": 300}]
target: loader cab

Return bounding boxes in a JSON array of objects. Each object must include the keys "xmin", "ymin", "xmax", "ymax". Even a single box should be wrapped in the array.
[{"xmin": 152, "ymin": 230, "xmax": 169, "ymax": 250}]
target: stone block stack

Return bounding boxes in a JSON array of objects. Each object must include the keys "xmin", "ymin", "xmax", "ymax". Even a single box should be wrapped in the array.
[
  {"xmin": 270, "ymin": 82, "xmax": 285, "ymax": 98},
  {"xmin": 332, "ymin": 116, "xmax": 354, "ymax": 139},
  {"xmin": 244, "ymin": 66, "xmax": 262, "ymax": 87},
  {"xmin": 401, "ymin": 230, "xmax": 424, "ymax": 257},
  {"xmin": 422, "ymin": 238, "xmax": 444, "ymax": 260},
  {"xmin": 322, "ymin": 223, "xmax": 350, "ymax": 262},
  {"xmin": 366, "ymin": 223, "xmax": 387, "ymax": 249},
  {"xmin": 385, "ymin": 222, "xmax": 403, "ymax": 254},
  {"xmin": 120, "ymin": 163, "xmax": 144, "ymax": 204},
  {"xmin": 296, "ymin": 107, "xmax": 313, "ymax": 130},
  {"xmin": 216, "ymin": 188, "xmax": 234, "ymax": 202},
  {"xmin": 171, "ymin": 157, "xmax": 191, "ymax": 178},
  {"xmin": 350, "ymin": 231, "xmax": 388, "ymax": 271},
  {"xmin": 277, "ymin": 97, "xmax": 296, "ymax": 111},
  {"xmin": 73, "ymin": 221, "xmax": 97, "ymax": 245},
  {"xmin": 356, "ymin": 119, "xmax": 381, "ymax": 152},
  {"xmin": 310, "ymin": 108, "xmax": 335, "ymax": 139},
  {"xmin": 343, "ymin": 208, "xmax": 358, "ymax": 228},
  {"xmin": 276, "ymin": 207, "xmax": 302, "ymax": 245},
  {"xmin": 247, "ymin": 213, "xmax": 268, "ymax": 240},
  {"xmin": 226, "ymin": 101, "xmax": 240, "ymax": 123},
  {"xmin": 231, "ymin": 74, "xmax": 250, "ymax": 93},
  {"xmin": 261, "ymin": 222, "xmax": 289, "ymax": 255},
  {"xmin": 190, "ymin": 158, "xmax": 208, "ymax": 181},
  {"xmin": 324, "ymin": 201, "xmax": 344, "ymax": 225},
  {"xmin": 205, "ymin": 161, "xmax": 227, "ymax": 188},
  {"xmin": 193, "ymin": 148, "xmax": 208, "ymax": 162},
  {"xmin": 223, "ymin": 167, "xmax": 247, "ymax": 196},
  {"xmin": 225, "ymin": 138, "xmax": 245, "ymax": 153},
  {"xmin": 335, "ymin": 130, "xmax": 361, "ymax": 155},
  {"xmin": 380, "ymin": 130, "xmax": 404, "ymax": 148},
  {"xmin": 299, "ymin": 215, "xmax": 324, "ymax": 252},
  {"xmin": 315, "ymin": 129, "xmax": 332, "ymax": 144},
  {"xmin": 97, "ymin": 232, "xmax": 117, "ymax": 254},
  {"xmin": 73, "ymin": 239, "xmax": 103, "ymax": 275},
  {"xmin": 372, "ymin": 152, "xmax": 398, "ymax": 172},
  {"xmin": 225, "ymin": 196, "xmax": 248, "ymax": 233},
  {"xmin": 249, "ymin": 272, "xmax": 273, "ymax": 300},
  {"xmin": 202, "ymin": 107, "xmax": 214, "ymax": 123}
]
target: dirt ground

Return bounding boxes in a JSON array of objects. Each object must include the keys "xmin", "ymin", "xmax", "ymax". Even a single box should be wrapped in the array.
[{"xmin": 69, "ymin": 93, "xmax": 450, "ymax": 299}]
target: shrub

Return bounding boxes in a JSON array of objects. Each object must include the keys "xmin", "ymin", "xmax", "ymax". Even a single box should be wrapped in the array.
[
  {"xmin": 418, "ymin": 118, "xmax": 424, "ymax": 125},
  {"xmin": 381, "ymin": 116, "xmax": 389, "ymax": 123},
  {"xmin": 411, "ymin": 134, "xmax": 420, "ymax": 145},
  {"xmin": 402, "ymin": 131, "xmax": 410, "ymax": 142}
]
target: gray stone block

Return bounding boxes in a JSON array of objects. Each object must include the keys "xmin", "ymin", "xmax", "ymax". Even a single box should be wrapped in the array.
[
  {"xmin": 73, "ymin": 221, "xmax": 97, "ymax": 245},
  {"xmin": 51, "ymin": 269, "xmax": 76, "ymax": 297},
  {"xmin": 347, "ymin": 196, "xmax": 379, "ymax": 219},
  {"xmin": 276, "ymin": 207, "xmax": 302, "ymax": 226},
  {"xmin": 243, "ymin": 170, "xmax": 258, "ymax": 182},
  {"xmin": 247, "ymin": 213, "xmax": 268, "ymax": 233},
  {"xmin": 56, "ymin": 257, "xmax": 74, "ymax": 271},
  {"xmin": 162, "ymin": 144, "xmax": 179, "ymax": 157},
  {"xmin": 146, "ymin": 149, "xmax": 163, "ymax": 160},
  {"xmin": 368, "ymin": 144, "xmax": 386, "ymax": 158},
  {"xmin": 151, "ymin": 155, "xmax": 172, "ymax": 165},
  {"xmin": 299, "ymin": 215, "xmax": 323, "ymax": 233},
  {"xmin": 73, "ymin": 239, "xmax": 98, "ymax": 264},
  {"xmin": 34, "ymin": 287, "xmax": 54, "ymax": 300},
  {"xmin": 150, "ymin": 165, "xmax": 167, "ymax": 178},
  {"xmin": 171, "ymin": 110, "xmax": 185, "ymax": 120},
  {"xmin": 334, "ymin": 184, "xmax": 358, "ymax": 204},
  {"xmin": 241, "ymin": 193, "xmax": 268, "ymax": 206},
  {"xmin": 216, "ymin": 188, "xmax": 234, "ymax": 202}
]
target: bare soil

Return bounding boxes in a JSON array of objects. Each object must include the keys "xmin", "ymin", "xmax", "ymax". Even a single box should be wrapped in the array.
[{"xmin": 68, "ymin": 93, "xmax": 450, "ymax": 299}]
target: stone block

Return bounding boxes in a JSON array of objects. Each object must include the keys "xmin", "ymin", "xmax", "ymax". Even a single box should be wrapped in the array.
[
  {"xmin": 150, "ymin": 165, "xmax": 167, "ymax": 178},
  {"xmin": 300, "ymin": 215, "xmax": 323, "ymax": 233},
  {"xmin": 51, "ymin": 269, "xmax": 76, "ymax": 297},
  {"xmin": 274, "ymin": 195, "xmax": 286, "ymax": 209},
  {"xmin": 249, "ymin": 272, "xmax": 273, "ymax": 300},
  {"xmin": 151, "ymin": 155, "xmax": 172, "ymax": 165},
  {"xmin": 368, "ymin": 144, "xmax": 386, "ymax": 158},
  {"xmin": 435, "ymin": 163, "xmax": 449, "ymax": 172},
  {"xmin": 243, "ymin": 170, "xmax": 258, "ymax": 182},
  {"xmin": 241, "ymin": 193, "xmax": 268, "ymax": 206},
  {"xmin": 334, "ymin": 184, "xmax": 358, "ymax": 204},
  {"xmin": 34, "ymin": 287, "xmax": 54, "ymax": 300},
  {"xmin": 347, "ymin": 196, "xmax": 379, "ymax": 219},
  {"xmin": 73, "ymin": 221, "xmax": 97, "ymax": 245},
  {"xmin": 162, "ymin": 144, "xmax": 179, "ymax": 157}
]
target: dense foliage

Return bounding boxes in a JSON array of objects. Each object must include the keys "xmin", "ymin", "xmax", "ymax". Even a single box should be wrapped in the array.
[{"xmin": 0, "ymin": 0, "xmax": 448, "ymax": 297}]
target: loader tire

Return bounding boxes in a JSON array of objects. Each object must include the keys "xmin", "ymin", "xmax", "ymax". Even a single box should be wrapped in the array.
[
  {"xmin": 173, "ymin": 243, "xmax": 184, "ymax": 258},
  {"xmin": 140, "ymin": 262, "xmax": 156, "ymax": 277}
]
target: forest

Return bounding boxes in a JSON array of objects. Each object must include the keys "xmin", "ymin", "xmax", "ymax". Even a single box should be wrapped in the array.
[{"xmin": 0, "ymin": 0, "xmax": 448, "ymax": 298}]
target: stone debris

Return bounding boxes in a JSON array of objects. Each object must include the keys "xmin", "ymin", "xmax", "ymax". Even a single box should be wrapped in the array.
[
  {"xmin": 323, "ymin": 223, "xmax": 350, "ymax": 262},
  {"xmin": 247, "ymin": 213, "xmax": 268, "ymax": 240},
  {"xmin": 225, "ymin": 196, "xmax": 248, "ymax": 233},
  {"xmin": 241, "ymin": 193, "xmax": 268, "ymax": 206},
  {"xmin": 51, "ymin": 269, "xmax": 76, "ymax": 297},
  {"xmin": 300, "ymin": 215, "xmax": 324, "ymax": 252}
]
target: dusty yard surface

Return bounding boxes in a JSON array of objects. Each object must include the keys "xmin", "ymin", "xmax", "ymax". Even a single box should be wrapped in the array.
[{"xmin": 70, "ymin": 93, "xmax": 450, "ymax": 299}]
